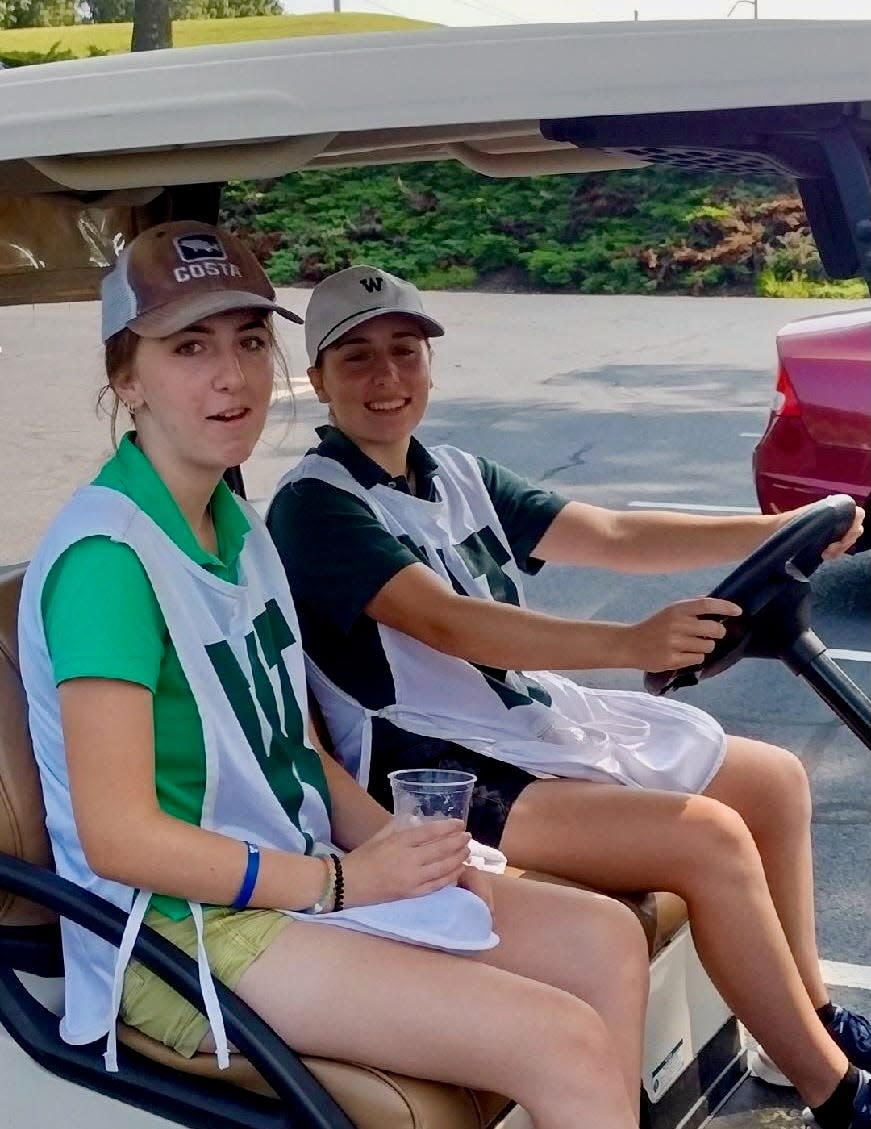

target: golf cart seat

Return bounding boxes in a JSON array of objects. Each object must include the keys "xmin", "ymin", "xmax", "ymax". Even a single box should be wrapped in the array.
[{"xmin": 0, "ymin": 563, "xmax": 701, "ymax": 1129}]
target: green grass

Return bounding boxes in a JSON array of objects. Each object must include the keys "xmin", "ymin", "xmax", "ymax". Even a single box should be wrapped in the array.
[{"xmin": 0, "ymin": 12, "xmax": 431, "ymax": 57}]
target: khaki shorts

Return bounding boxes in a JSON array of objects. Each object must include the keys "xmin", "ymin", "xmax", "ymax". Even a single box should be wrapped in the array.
[{"xmin": 120, "ymin": 905, "xmax": 290, "ymax": 1058}]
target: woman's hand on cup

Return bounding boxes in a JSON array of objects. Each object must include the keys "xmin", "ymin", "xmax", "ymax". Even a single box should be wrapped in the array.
[{"xmin": 342, "ymin": 819, "xmax": 471, "ymax": 906}]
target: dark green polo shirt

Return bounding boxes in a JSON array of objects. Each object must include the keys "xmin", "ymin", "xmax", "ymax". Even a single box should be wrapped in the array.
[
  {"xmin": 42, "ymin": 433, "xmax": 250, "ymax": 920},
  {"xmin": 267, "ymin": 426, "xmax": 567, "ymax": 752}
]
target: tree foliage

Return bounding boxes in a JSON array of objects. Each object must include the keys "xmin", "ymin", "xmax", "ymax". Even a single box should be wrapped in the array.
[
  {"xmin": 176, "ymin": 0, "xmax": 281, "ymax": 16},
  {"xmin": 0, "ymin": 0, "xmax": 280, "ymax": 26},
  {"xmin": 1, "ymin": 0, "xmax": 75, "ymax": 28},
  {"xmin": 82, "ymin": 0, "xmax": 133, "ymax": 21}
]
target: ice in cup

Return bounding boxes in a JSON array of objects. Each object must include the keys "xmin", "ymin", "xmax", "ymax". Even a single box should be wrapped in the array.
[{"xmin": 388, "ymin": 768, "xmax": 477, "ymax": 827}]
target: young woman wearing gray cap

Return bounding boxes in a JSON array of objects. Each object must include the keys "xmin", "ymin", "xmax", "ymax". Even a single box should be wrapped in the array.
[
  {"xmin": 268, "ymin": 265, "xmax": 871, "ymax": 1129},
  {"xmin": 18, "ymin": 224, "xmax": 653, "ymax": 1129}
]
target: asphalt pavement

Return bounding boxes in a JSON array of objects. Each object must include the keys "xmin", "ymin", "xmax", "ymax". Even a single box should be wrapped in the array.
[{"xmin": 2, "ymin": 289, "xmax": 869, "ymax": 1124}]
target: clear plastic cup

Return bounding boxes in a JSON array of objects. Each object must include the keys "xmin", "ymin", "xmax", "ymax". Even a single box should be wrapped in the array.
[{"xmin": 388, "ymin": 768, "xmax": 477, "ymax": 827}]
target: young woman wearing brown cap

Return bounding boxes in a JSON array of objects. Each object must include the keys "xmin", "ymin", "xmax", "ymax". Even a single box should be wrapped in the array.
[{"xmin": 18, "ymin": 224, "xmax": 652, "ymax": 1129}]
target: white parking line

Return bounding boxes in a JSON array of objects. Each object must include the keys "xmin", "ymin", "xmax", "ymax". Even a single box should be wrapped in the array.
[
  {"xmin": 629, "ymin": 502, "xmax": 760, "ymax": 513},
  {"xmin": 739, "ymin": 432, "xmax": 762, "ymax": 439},
  {"xmin": 829, "ymin": 649, "xmax": 871, "ymax": 663},
  {"xmin": 821, "ymin": 960, "xmax": 871, "ymax": 992}
]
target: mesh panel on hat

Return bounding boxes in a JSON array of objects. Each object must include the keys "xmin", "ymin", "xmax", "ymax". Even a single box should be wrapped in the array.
[
  {"xmin": 101, "ymin": 247, "xmax": 141, "ymax": 341},
  {"xmin": 101, "ymin": 222, "xmax": 281, "ymax": 341}
]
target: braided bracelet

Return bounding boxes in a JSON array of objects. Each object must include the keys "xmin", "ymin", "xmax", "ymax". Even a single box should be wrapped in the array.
[
  {"xmin": 308, "ymin": 855, "xmax": 336, "ymax": 915},
  {"xmin": 330, "ymin": 852, "xmax": 345, "ymax": 913}
]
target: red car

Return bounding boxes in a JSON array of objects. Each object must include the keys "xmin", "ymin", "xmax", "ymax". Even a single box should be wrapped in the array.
[{"xmin": 754, "ymin": 307, "xmax": 871, "ymax": 549}]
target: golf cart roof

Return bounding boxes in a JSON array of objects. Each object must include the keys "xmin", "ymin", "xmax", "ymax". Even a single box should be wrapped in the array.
[
  {"xmin": 1, "ymin": 19, "xmax": 870, "ymax": 301},
  {"xmin": 3, "ymin": 20, "xmax": 871, "ymax": 189}
]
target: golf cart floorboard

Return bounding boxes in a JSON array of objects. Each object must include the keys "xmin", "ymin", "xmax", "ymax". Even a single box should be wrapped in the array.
[{"xmin": 708, "ymin": 1075, "xmax": 805, "ymax": 1126}]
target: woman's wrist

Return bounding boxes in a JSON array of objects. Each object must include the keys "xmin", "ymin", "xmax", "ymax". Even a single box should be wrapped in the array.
[
  {"xmin": 304, "ymin": 855, "xmax": 336, "ymax": 914},
  {"xmin": 330, "ymin": 853, "xmax": 345, "ymax": 913},
  {"xmin": 250, "ymin": 849, "xmax": 338, "ymax": 912},
  {"xmin": 575, "ymin": 621, "xmax": 635, "ymax": 671},
  {"xmin": 336, "ymin": 850, "xmax": 364, "ymax": 909},
  {"xmin": 231, "ymin": 841, "xmax": 261, "ymax": 909}
]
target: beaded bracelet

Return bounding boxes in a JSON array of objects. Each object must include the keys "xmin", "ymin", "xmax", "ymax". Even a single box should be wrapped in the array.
[
  {"xmin": 231, "ymin": 842, "xmax": 261, "ymax": 909},
  {"xmin": 308, "ymin": 855, "xmax": 336, "ymax": 915},
  {"xmin": 330, "ymin": 852, "xmax": 345, "ymax": 913}
]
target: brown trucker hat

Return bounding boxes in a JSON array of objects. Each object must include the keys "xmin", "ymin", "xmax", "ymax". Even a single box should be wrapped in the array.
[{"xmin": 100, "ymin": 221, "xmax": 301, "ymax": 342}]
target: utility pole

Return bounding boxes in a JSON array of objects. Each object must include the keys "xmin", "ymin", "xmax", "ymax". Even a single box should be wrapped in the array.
[{"xmin": 333, "ymin": 0, "xmax": 340, "ymax": 10}]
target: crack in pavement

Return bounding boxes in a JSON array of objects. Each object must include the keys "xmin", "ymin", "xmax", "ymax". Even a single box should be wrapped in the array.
[{"xmin": 542, "ymin": 443, "xmax": 594, "ymax": 479}]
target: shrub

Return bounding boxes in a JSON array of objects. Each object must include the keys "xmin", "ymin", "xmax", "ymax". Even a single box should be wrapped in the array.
[
  {"xmin": 756, "ymin": 269, "xmax": 868, "ymax": 299},
  {"xmin": 523, "ymin": 246, "xmax": 582, "ymax": 288},
  {"xmin": 416, "ymin": 265, "xmax": 477, "ymax": 290},
  {"xmin": 220, "ymin": 162, "xmax": 866, "ymax": 296},
  {"xmin": 0, "ymin": 41, "xmax": 76, "ymax": 64}
]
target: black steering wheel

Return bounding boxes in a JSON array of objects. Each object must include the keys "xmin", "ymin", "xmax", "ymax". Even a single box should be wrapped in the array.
[{"xmin": 644, "ymin": 494, "xmax": 857, "ymax": 696}]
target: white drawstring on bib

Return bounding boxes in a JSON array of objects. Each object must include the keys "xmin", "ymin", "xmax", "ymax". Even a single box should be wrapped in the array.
[
  {"xmin": 190, "ymin": 901, "xmax": 231, "ymax": 1069},
  {"xmin": 105, "ymin": 887, "xmax": 151, "ymax": 1072}
]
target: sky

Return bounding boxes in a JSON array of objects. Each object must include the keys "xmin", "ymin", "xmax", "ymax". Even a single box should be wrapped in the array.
[{"xmin": 285, "ymin": 0, "xmax": 871, "ymax": 24}]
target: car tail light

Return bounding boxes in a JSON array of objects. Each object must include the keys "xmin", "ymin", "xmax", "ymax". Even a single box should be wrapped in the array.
[{"xmin": 771, "ymin": 361, "xmax": 801, "ymax": 417}]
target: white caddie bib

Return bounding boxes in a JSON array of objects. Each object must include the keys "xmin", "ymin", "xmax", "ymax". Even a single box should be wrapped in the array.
[
  {"xmin": 20, "ymin": 485, "xmax": 495, "ymax": 1070},
  {"xmin": 276, "ymin": 445, "xmax": 727, "ymax": 795}
]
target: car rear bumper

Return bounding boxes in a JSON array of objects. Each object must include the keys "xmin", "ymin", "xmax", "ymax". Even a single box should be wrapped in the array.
[{"xmin": 753, "ymin": 415, "xmax": 871, "ymax": 516}]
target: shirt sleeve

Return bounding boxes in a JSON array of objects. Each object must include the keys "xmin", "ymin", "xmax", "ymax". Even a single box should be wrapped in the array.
[
  {"xmin": 41, "ymin": 535, "xmax": 166, "ymax": 690},
  {"xmin": 267, "ymin": 480, "xmax": 423, "ymax": 634},
  {"xmin": 476, "ymin": 457, "xmax": 568, "ymax": 575}
]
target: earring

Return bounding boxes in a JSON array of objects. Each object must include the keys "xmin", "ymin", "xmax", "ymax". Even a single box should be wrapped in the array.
[{"xmin": 123, "ymin": 400, "xmax": 137, "ymax": 417}]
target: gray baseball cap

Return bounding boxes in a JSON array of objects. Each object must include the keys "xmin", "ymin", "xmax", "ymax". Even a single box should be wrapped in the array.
[
  {"xmin": 305, "ymin": 265, "xmax": 444, "ymax": 364},
  {"xmin": 101, "ymin": 221, "xmax": 302, "ymax": 342}
]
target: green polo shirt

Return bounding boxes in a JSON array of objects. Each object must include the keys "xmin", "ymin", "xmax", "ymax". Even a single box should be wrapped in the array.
[
  {"xmin": 267, "ymin": 426, "xmax": 567, "ymax": 746},
  {"xmin": 42, "ymin": 433, "xmax": 250, "ymax": 921}
]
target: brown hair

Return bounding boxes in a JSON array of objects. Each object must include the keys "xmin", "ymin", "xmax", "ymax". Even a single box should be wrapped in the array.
[{"xmin": 97, "ymin": 328, "xmax": 139, "ymax": 448}]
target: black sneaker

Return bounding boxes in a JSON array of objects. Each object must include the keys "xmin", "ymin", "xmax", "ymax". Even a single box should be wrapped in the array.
[
  {"xmin": 805, "ymin": 1069, "xmax": 871, "ymax": 1127},
  {"xmin": 850, "ymin": 1068, "xmax": 871, "ymax": 1128},
  {"xmin": 828, "ymin": 1008, "xmax": 871, "ymax": 1072}
]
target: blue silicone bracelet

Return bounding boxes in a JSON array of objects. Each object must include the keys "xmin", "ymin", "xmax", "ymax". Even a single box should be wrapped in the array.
[{"xmin": 231, "ymin": 842, "xmax": 261, "ymax": 909}]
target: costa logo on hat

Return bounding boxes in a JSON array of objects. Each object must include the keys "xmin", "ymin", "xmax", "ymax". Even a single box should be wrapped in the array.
[
  {"xmin": 304, "ymin": 265, "xmax": 444, "ymax": 365},
  {"xmin": 101, "ymin": 221, "xmax": 302, "ymax": 342},
  {"xmin": 173, "ymin": 233, "xmax": 227, "ymax": 263}
]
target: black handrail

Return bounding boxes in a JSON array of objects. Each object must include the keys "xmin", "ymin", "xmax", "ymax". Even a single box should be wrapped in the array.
[{"xmin": 0, "ymin": 852, "xmax": 355, "ymax": 1129}]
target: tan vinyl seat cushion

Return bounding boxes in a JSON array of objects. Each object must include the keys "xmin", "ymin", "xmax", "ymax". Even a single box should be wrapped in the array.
[
  {"xmin": 0, "ymin": 566, "xmax": 53, "ymax": 925},
  {"xmin": 117, "ymin": 1024, "xmax": 510, "ymax": 1129},
  {"xmin": 0, "ymin": 565, "xmax": 689, "ymax": 1128}
]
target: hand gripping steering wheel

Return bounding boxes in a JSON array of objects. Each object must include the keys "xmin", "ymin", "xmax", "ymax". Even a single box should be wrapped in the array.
[{"xmin": 644, "ymin": 494, "xmax": 858, "ymax": 698}]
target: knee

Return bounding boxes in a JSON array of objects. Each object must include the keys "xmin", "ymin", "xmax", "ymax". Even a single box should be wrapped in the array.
[
  {"xmin": 684, "ymin": 797, "xmax": 763, "ymax": 884},
  {"xmin": 539, "ymin": 995, "xmax": 617, "ymax": 1075},
  {"xmin": 761, "ymin": 747, "xmax": 812, "ymax": 834},
  {"xmin": 594, "ymin": 896, "xmax": 650, "ymax": 988}
]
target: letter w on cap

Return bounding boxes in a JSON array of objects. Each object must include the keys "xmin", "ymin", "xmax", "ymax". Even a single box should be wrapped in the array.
[{"xmin": 359, "ymin": 276, "xmax": 383, "ymax": 294}]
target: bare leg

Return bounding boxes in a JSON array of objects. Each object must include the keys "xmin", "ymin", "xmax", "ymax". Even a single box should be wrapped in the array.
[
  {"xmin": 704, "ymin": 735, "xmax": 829, "ymax": 1007},
  {"xmin": 500, "ymin": 779, "xmax": 846, "ymax": 1107},
  {"xmin": 472, "ymin": 873, "xmax": 649, "ymax": 1114},
  {"xmin": 221, "ymin": 879, "xmax": 644, "ymax": 1128}
]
